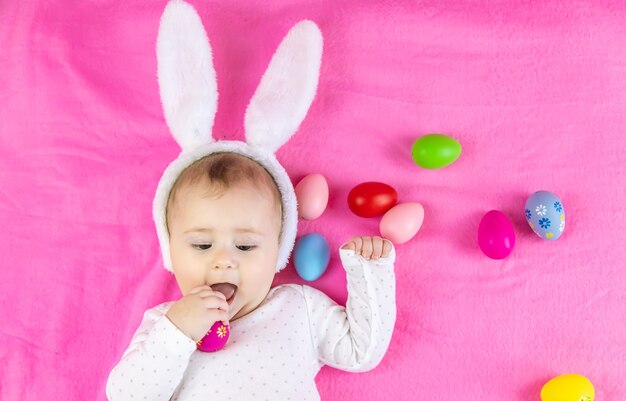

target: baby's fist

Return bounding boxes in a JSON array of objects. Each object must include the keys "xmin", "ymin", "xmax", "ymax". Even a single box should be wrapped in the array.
[{"xmin": 341, "ymin": 236, "xmax": 393, "ymax": 260}]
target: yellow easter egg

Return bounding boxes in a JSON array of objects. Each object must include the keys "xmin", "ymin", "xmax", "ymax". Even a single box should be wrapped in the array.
[{"xmin": 540, "ymin": 374, "xmax": 594, "ymax": 401}]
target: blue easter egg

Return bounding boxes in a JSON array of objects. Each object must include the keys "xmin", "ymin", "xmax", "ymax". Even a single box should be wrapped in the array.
[
  {"xmin": 524, "ymin": 191, "xmax": 565, "ymax": 240},
  {"xmin": 294, "ymin": 233, "xmax": 330, "ymax": 281}
]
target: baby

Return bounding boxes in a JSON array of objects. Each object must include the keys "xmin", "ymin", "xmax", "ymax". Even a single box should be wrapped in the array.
[
  {"xmin": 106, "ymin": 2, "xmax": 397, "ymax": 399},
  {"xmin": 106, "ymin": 152, "xmax": 397, "ymax": 401}
]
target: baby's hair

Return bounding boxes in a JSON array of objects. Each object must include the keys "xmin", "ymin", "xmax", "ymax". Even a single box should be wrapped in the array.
[{"xmin": 165, "ymin": 152, "xmax": 283, "ymax": 235}]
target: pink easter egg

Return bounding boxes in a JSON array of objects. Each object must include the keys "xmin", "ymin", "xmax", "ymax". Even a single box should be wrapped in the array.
[
  {"xmin": 196, "ymin": 320, "xmax": 230, "ymax": 352},
  {"xmin": 295, "ymin": 173, "xmax": 329, "ymax": 220},
  {"xmin": 477, "ymin": 210, "xmax": 516, "ymax": 259},
  {"xmin": 379, "ymin": 202, "xmax": 424, "ymax": 244}
]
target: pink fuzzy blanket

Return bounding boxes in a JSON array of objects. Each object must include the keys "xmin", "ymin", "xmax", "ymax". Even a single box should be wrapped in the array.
[{"xmin": 1, "ymin": 1, "xmax": 624, "ymax": 400}]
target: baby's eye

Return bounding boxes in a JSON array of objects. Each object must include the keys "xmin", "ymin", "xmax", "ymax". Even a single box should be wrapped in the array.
[
  {"xmin": 192, "ymin": 244, "xmax": 212, "ymax": 251},
  {"xmin": 237, "ymin": 245, "xmax": 256, "ymax": 251}
]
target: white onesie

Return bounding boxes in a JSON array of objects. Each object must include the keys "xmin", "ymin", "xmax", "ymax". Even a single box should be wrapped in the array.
[{"xmin": 106, "ymin": 246, "xmax": 396, "ymax": 401}]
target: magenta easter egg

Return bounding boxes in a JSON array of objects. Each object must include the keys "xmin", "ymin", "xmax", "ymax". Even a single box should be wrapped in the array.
[
  {"xmin": 348, "ymin": 182, "xmax": 398, "ymax": 218},
  {"xmin": 380, "ymin": 202, "xmax": 424, "ymax": 244},
  {"xmin": 295, "ymin": 173, "xmax": 329, "ymax": 220},
  {"xmin": 477, "ymin": 210, "xmax": 516, "ymax": 259},
  {"xmin": 196, "ymin": 320, "xmax": 230, "ymax": 352}
]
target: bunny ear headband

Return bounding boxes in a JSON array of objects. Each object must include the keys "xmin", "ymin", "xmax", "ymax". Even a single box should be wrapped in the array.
[{"xmin": 153, "ymin": 0, "xmax": 323, "ymax": 273}]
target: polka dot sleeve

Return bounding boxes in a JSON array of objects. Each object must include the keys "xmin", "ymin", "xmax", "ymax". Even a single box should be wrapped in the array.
[
  {"xmin": 106, "ymin": 303, "xmax": 197, "ymax": 401},
  {"xmin": 303, "ymin": 245, "xmax": 397, "ymax": 372}
]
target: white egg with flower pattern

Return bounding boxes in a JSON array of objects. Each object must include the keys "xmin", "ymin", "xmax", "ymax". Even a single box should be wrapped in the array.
[{"xmin": 524, "ymin": 191, "xmax": 565, "ymax": 240}]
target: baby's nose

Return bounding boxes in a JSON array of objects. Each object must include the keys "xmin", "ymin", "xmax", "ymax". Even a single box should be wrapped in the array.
[
  {"xmin": 212, "ymin": 249, "xmax": 236, "ymax": 269},
  {"xmin": 213, "ymin": 260, "xmax": 234, "ymax": 269}
]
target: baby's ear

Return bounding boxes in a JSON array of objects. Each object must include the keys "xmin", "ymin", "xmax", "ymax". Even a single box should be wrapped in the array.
[
  {"xmin": 157, "ymin": 0, "xmax": 218, "ymax": 151},
  {"xmin": 244, "ymin": 20, "xmax": 323, "ymax": 154}
]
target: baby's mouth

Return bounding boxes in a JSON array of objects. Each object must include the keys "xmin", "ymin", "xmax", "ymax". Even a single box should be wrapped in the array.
[{"xmin": 210, "ymin": 283, "xmax": 238, "ymax": 305}]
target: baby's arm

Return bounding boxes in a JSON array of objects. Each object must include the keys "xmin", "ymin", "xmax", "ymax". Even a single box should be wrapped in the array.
[
  {"xmin": 303, "ymin": 236, "xmax": 396, "ymax": 372},
  {"xmin": 105, "ymin": 303, "xmax": 197, "ymax": 401}
]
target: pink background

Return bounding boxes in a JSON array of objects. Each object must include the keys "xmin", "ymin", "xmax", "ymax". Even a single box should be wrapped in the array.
[{"xmin": 1, "ymin": 1, "xmax": 625, "ymax": 400}]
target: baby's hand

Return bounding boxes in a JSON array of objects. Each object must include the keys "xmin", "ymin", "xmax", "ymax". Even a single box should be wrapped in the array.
[
  {"xmin": 341, "ymin": 236, "xmax": 393, "ymax": 260},
  {"xmin": 165, "ymin": 285, "xmax": 229, "ymax": 343}
]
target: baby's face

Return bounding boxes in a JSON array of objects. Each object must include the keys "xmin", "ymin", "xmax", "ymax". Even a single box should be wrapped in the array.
[{"xmin": 167, "ymin": 181, "xmax": 281, "ymax": 322}]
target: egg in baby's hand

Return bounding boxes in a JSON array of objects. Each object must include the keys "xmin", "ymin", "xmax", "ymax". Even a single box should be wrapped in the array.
[
  {"xmin": 525, "ymin": 191, "xmax": 565, "ymax": 240},
  {"xmin": 197, "ymin": 320, "xmax": 230, "ymax": 352}
]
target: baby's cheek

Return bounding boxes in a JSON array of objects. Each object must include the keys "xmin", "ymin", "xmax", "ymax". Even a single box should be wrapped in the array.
[
  {"xmin": 250, "ymin": 268, "xmax": 274, "ymax": 294},
  {"xmin": 174, "ymin": 269, "xmax": 204, "ymax": 296}
]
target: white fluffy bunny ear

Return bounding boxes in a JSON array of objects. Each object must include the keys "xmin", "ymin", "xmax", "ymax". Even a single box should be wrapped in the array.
[
  {"xmin": 245, "ymin": 20, "xmax": 323, "ymax": 153},
  {"xmin": 157, "ymin": 0, "xmax": 217, "ymax": 151}
]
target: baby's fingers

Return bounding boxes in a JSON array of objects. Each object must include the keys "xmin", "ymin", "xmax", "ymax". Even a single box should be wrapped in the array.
[
  {"xmin": 195, "ymin": 289, "xmax": 227, "ymax": 301},
  {"xmin": 219, "ymin": 311, "xmax": 230, "ymax": 327},
  {"xmin": 381, "ymin": 239, "xmax": 393, "ymax": 257},
  {"xmin": 342, "ymin": 236, "xmax": 393, "ymax": 259},
  {"xmin": 207, "ymin": 309, "xmax": 230, "ymax": 328},
  {"xmin": 208, "ymin": 299, "xmax": 230, "ymax": 327},
  {"xmin": 341, "ymin": 241, "xmax": 356, "ymax": 250},
  {"xmin": 188, "ymin": 285, "xmax": 214, "ymax": 295},
  {"xmin": 371, "ymin": 236, "xmax": 384, "ymax": 259},
  {"xmin": 204, "ymin": 296, "xmax": 229, "ymax": 314},
  {"xmin": 361, "ymin": 237, "xmax": 373, "ymax": 259}
]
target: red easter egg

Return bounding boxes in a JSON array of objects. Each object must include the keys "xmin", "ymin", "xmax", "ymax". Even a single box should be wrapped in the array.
[
  {"xmin": 348, "ymin": 182, "xmax": 398, "ymax": 217},
  {"xmin": 196, "ymin": 320, "xmax": 230, "ymax": 352}
]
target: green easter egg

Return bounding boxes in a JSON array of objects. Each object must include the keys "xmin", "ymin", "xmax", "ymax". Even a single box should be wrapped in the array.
[{"xmin": 411, "ymin": 134, "xmax": 462, "ymax": 169}]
